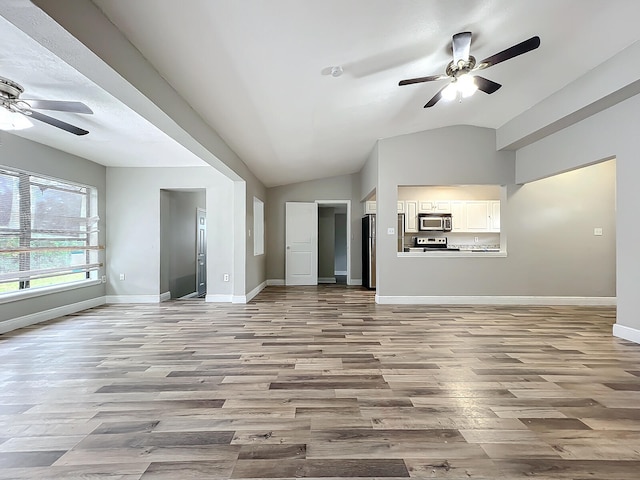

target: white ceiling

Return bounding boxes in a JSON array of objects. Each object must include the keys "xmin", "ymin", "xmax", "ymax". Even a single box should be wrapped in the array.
[
  {"xmin": 3, "ymin": 1, "xmax": 640, "ymax": 185},
  {"xmin": 0, "ymin": 14, "xmax": 207, "ymax": 168}
]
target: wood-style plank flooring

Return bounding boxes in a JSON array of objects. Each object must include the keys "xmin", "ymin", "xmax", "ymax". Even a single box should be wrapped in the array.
[{"xmin": 1, "ymin": 285, "xmax": 640, "ymax": 479}]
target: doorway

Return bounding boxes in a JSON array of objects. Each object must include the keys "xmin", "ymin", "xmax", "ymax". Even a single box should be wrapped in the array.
[
  {"xmin": 159, "ymin": 189, "xmax": 206, "ymax": 299},
  {"xmin": 317, "ymin": 200, "xmax": 350, "ymax": 285}
]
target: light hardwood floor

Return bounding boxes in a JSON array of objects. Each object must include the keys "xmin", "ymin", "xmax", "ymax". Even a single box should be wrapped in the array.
[{"xmin": 1, "ymin": 285, "xmax": 639, "ymax": 479}]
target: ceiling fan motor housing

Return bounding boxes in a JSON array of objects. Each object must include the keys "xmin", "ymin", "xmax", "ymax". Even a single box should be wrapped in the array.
[
  {"xmin": 0, "ymin": 76, "xmax": 24, "ymax": 101},
  {"xmin": 445, "ymin": 56, "xmax": 476, "ymax": 78}
]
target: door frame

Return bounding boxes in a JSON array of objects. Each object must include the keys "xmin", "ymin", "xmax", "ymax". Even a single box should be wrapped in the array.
[{"xmin": 315, "ymin": 200, "xmax": 351, "ymax": 286}]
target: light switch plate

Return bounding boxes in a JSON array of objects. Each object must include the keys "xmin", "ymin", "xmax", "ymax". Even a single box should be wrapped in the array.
[
  {"xmin": 387, "ymin": 227, "xmax": 395, "ymax": 235},
  {"xmin": 594, "ymin": 227, "xmax": 603, "ymax": 236}
]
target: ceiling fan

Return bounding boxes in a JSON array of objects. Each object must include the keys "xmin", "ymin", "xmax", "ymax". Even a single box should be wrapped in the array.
[
  {"xmin": 399, "ymin": 32, "xmax": 540, "ymax": 108},
  {"xmin": 0, "ymin": 76, "xmax": 92, "ymax": 135}
]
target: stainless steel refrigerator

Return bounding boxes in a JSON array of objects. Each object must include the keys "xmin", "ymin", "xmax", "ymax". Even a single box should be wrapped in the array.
[{"xmin": 362, "ymin": 214, "xmax": 376, "ymax": 289}]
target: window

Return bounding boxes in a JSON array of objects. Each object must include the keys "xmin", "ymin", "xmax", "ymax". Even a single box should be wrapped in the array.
[
  {"xmin": 253, "ymin": 196, "xmax": 264, "ymax": 256},
  {"xmin": 0, "ymin": 166, "xmax": 101, "ymax": 294}
]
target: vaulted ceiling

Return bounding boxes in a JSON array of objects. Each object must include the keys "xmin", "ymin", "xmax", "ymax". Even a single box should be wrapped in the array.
[{"xmin": 2, "ymin": 1, "xmax": 640, "ymax": 186}]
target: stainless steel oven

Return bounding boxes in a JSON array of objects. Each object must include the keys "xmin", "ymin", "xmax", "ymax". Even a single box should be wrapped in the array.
[{"xmin": 418, "ymin": 213, "xmax": 452, "ymax": 232}]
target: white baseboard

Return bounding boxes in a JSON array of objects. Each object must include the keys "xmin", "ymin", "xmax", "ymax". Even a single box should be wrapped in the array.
[
  {"xmin": 160, "ymin": 291, "xmax": 171, "ymax": 302},
  {"xmin": 238, "ymin": 281, "xmax": 266, "ymax": 303},
  {"xmin": 318, "ymin": 277, "xmax": 337, "ymax": 284},
  {"xmin": 105, "ymin": 294, "xmax": 165, "ymax": 304},
  {"xmin": 267, "ymin": 279, "xmax": 285, "ymax": 286},
  {"xmin": 349, "ymin": 278, "xmax": 362, "ymax": 286},
  {"xmin": 375, "ymin": 295, "xmax": 617, "ymax": 306},
  {"xmin": 613, "ymin": 324, "xmax": 640, "ymax": 344},
  {"xmin": 206, "ymin": 294, "xmax": 233, "ymax": 303},
  {"xmin": 0, "ymin": 296, "xmax": 106, "ymax": 334},
  {"xmin": 178, "ymin": 291, "xmax": 199, "ymax": 300},
  {"xmin": 335, "ymin": 271, "xmax": 347, "ymax": 276}
]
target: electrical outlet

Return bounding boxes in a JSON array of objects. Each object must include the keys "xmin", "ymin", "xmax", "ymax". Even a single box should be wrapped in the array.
[
  {"xmin": 119, "ymin": 273, "xmax": 125, "ymax": 281},
  {"xmin": 223, "ymin": 273, "xmax": 229, "ymax": 282},
  {"xmin": 474, "ymin": 236, "xmax": 479, "ymax": 243},
  {"xmin": 594, "ymin": 227, "xmax": 603, "ymax": 236},
  {"xmin": 387, "ymin": 227, "xmax": 395, "ymax": 235},
  {"xmin": 101, "ymin": 275, "xmax": 107, "ymax": 283}
]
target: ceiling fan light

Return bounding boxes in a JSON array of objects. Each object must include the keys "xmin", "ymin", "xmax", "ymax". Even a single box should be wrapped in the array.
[
  {"xmin": 441, "ymin": 82, "xmax": 458, "ymax": 101},
  {"xmin": 458, "ymin": 74, "xmax": 478, "ymax": 98},
  {"xmin": 0, "ymin": 108, "xmax": 33, "ymax": 131}
]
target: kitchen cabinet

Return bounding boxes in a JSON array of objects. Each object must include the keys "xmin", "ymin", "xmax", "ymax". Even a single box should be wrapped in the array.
[
  {"xmin": 489, "ymin": 201, "xmax": 500, "ymax": 232},
  {"xmin": 465, "ymin": 201, "xmax": 491, "ymax": 231},
  {"xmin": 364, "ymin": 201, "xmax": 405, "ymax": 214},
  {"xmin": 365, "ymin": 201, "xmax": 376, "ymax": 214},
  {"xmin": 419, "ymin": 200, "xmax": 451, "ymax": 213},
  {"xmin": 449, "ymin": 200, "xmax": 500, "ymax": 233},
  {"xmin": 450, "ymin": 201, "xmax": 466, "ymax": 232},
  {"xmin": 405, "ymin": 200, "xmax": 418, "ymax": 232}
]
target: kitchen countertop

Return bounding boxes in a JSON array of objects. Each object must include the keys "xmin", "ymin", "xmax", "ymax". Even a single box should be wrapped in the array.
[{"xmin": 399, "ymin": 248, "xmax": 506, "ymax": 257}]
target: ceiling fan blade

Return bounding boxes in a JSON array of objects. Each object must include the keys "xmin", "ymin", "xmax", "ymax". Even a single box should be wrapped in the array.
[
  {"xmin": 23, "ymin": 110, "xmax": 89, "ymax": 135},
  {"xmin": 424, "ymin": 84, "xmax": 450, "ymax": 108},
  {"xmin": 399, "ymin": 74, "xmax": 447, "ymax": 86},
  {"xmin": 452, "ymin": 31, "xmax": 472, "ymax": 65},
  {"xmin": 478, "ymin": 36, "xmax": 540, "ymax": 69},
  {"xmin": 474, "ymin": 76, "xmax": 502, "ymax": 94},
  {"xmin": 23, "ymin": 99, "xmax": 93, "ymax": 114}
]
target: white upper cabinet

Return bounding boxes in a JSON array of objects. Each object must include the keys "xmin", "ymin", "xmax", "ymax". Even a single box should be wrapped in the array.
[
  {"xmin": 448, "ymin": 200, "xmax": 500, "ymax": 232},
  {"xmin": 418, "ymin": 200, "xmax": 451, "ymax": 213},
  {"xmin": 365, "ymin": 201, "xmax": 377, "ymax": 214},
  {"xmin": 397, "ymin": 201, "xmax": 405, "ymax": 214},
  {"xmin": 489, "ymin": 200, "xmax": 501, "ymax": 232},
  {"xmin": 465, "ymin": 201, "xmax": 491, "ymax": 231},
  {"xmin": 450, "ymin": 201, "xmax": 466, "ymax": 232},
  {"xmin": 405, "ymin": 200, "xmax": 418, "ymax": 232}
]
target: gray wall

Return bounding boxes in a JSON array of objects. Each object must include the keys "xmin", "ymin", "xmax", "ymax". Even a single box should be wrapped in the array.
[
  {"xmin": 0, "ymin": 133, "xmax": 106, "ymax": 324},
  {"xmin": 318, "ymin": 208, "xmax": 335, "ymax": 280},
  {"xmin": 515, "ymin": 92, "xmax": 640, "ymax": 334},
  {"xmin": 266, "ymin": 173, "xmax": 361, "ymax": 282},
  {"xmin": 374, "ymin": 125, "xmax": 615, "ymax": 299},
  {"xmin": 360, "ymin": 143, "xmax": 378, "ymax": 201},
  {"xmin": 107, "ymin": 167, "xmax": 234, "ymax": 300},
  {"xmin": 160, "ymin": 190, "xmax": 205, "ymax": 298},
  {"xmin": 335, "ymin": 213, "xmax": 347, "ymax": 273}
]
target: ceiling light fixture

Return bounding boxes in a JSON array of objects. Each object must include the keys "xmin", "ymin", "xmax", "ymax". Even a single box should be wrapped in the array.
[
  {"xmin": 0, "ymin": 106, "xmax": 33, "ymax": 130},
  {"xmin": 442, "ymin": 74, "xmax": 478, "ymax": 102}
]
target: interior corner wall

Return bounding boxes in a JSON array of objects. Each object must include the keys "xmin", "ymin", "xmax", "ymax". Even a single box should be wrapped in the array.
[
  {"xmin": 266, "ymin": 173, "xmax": 361, "ymax": 283},
  {"xmin": 106, "ymin": 166, "xmax": 234, "ymax": 301},
  {"xmin": 515, "ymin": 93, "xmax": 640, "ymax": 338},
  {"xmin": 0, "ymin": 133, "xmax": 106, "ymax": 325},
  {"xmin": 360, "ymin": 143, "xmax": 379, "ymax": 202}
]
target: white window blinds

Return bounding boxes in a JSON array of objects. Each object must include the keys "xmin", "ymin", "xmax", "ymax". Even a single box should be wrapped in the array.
[{"xmin": 0, "ymin": 165, "xmax": 102, "ymax": 294}]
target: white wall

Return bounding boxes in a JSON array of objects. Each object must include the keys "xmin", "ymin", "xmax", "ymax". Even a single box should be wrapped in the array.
[
  {"xmin": 107, "ymin": 167, "xmax": 235, "ymax": 301},
  {"xmin": 0, "ymin": 133, "xmax": 106, "ymax": 325},
  {"xmin": 373, "ymin": 126, "xmax": 615, "ymax": 301}
]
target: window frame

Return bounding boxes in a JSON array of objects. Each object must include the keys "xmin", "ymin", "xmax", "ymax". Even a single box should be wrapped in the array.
[{"xmin": 0, "ymin": 165, "xmax": 103, "ymax": 298}]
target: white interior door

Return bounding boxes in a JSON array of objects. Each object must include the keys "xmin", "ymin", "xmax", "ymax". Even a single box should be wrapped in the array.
[{"xmin": 285, "ymin": 202, "xmax": 318, "ymax": 285}]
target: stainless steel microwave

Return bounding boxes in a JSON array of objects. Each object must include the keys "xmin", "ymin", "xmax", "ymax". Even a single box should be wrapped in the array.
[{"xmin": 418, "ymin": 213, "xmax": 452, "ymax": 232}]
